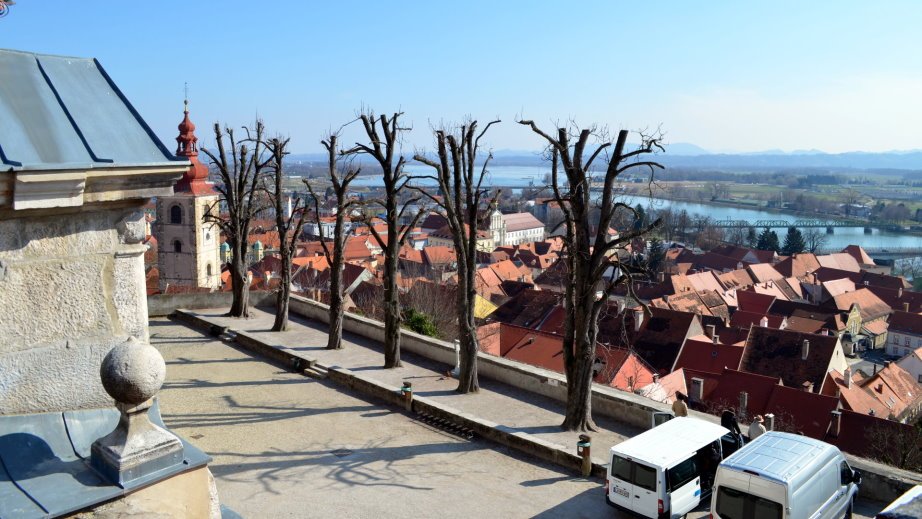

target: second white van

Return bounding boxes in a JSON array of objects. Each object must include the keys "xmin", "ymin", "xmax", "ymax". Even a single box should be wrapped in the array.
[{"xmin": 710, "ymin": 431, "xmax": 861, "ymax": 519}]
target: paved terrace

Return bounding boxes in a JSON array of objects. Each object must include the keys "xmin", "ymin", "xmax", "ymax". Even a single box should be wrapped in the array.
[
  {"xmin": 151, "ymin": 319, "xmax": 611, "ymax": 518},
  {"xmin": 160, "ymin": 308, "xmax": 886, "ymax": 518},
  {"xmin": 179, "ymin": 307, "xmax": 641, "ymax": 464}
]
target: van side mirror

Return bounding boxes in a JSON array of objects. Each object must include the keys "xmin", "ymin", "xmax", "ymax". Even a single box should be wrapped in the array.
[{"xmin": 851, "ymin": 470, "xmax": 861, "ymax": 485}]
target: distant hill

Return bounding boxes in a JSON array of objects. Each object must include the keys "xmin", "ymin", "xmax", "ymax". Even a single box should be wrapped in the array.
[{"xmin": 290, "ymin": 147, "xmax": 922, "ymax": 172}]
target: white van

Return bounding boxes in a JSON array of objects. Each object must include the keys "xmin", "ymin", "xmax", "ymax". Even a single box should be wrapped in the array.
[
  {"xmin": 710, "ymin": 432, "xmax": 861, "ymax": 519},
  {"xmin": 607, "ymin": 417, "xmax": 731, "ymax": 518}
]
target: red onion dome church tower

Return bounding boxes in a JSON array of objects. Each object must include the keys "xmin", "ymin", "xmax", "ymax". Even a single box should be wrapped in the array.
[{"xmin": 155, "ymin": 100, "xmax": 222, "ymax": 291}]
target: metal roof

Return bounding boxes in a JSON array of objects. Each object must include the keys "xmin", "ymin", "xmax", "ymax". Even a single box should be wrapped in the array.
[
  {"xmin": 610, "ymin": 417, "xmax": 730, "ymax": 469},
  {"xmin": 0, "ymin": 399, "xmax": 209, "ymax": 518},
  {"xmin": 719, "ymin": 431, "xmax": 838, "ymax": 487},
  {"xmin": 0, "ymin": 48, "xmax": 183, "ymax": 171}
]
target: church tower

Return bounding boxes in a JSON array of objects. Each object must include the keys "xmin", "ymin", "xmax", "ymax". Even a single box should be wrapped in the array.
[
  {"xmin": 156, "ymin": 100, "xmax": 222, "ymax": 291},
  {"xmin": 489, "ymin": 203, "xmax": 506, "ymax": 247}
]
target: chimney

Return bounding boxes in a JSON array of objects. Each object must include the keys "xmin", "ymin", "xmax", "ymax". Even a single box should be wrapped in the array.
[
  {"xmin": 764, "ymin": 413, "xmax": 775, "ymax": 431},
  {"xmin": 904, "ymin": 302, "xmax": 910, "ymax": 312},
  {"xmin": 652, "ymin": 373, "xmax": 660, "ymax": 383},
  {"xmin": 898, "ymin": 287, "xmax": 903, "ymax": 298},
  {"xmin": 760, "ymin": 316, "xmax": 769, "ymax": 327},
  {"xmin": 802, "ymin": 381, "xmax": 814, "ymax": 393},
  {"xmin": 706, "ymin": 324, "xmax": 716, "ymax": 338},
  {"xmin": 658, "ymin": 272, "xmax": 665, "ymax": 283},
  {"xmin": 737, "ymin": 262, "xmax": 743, "ymax": 270},
  {"xmin": 843, "ymin": 367, "xmax": 852, "ymax": 389},
  {"xmin": 801, "ymin": 339, "xmax": 810, "ymax": 360},
  {"xmin": 739, "ymin": 391, "xmax": 749, "ymax": 419},
  {"xmin": 830, "ymin": 410, "xmax": 842, "ymax": 438},
  {"xmin": 863, "ymin": 280, "xmax": 869, "ymax": 286},
  {"xmin": 634, "ymin": 309, "xmax": 644, "ymax": 332},
  {"xmin": 884, "ymin": 360, "xmax": 892, "ymax": 368},
  {"xmin": 713, "ymin": 334, "xmax": 720, "ymax": 345}
]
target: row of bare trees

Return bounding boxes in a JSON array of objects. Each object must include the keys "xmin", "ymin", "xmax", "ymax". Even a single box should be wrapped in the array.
[{"xmin": 202, "ymin": 113, "xmax": 662, "ymax": 431}]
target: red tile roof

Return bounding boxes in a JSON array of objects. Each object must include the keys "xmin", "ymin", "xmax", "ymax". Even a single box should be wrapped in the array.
[
  {"xmin": 889, "ymin": 310, "xmax": 922, "ymax": 335},
  {"xmin": 740, "ymin": 326, "xmax": 841, "ymax": 393},
  {"xmin": 673, "ymin": 338, "xmax": 745, "ymax": 373}
]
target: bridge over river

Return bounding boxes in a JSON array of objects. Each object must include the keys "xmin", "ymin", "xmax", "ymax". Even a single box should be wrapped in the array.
[{"xmin": 711, "ymin": 218, "xmax": 903, "ymax": 230}]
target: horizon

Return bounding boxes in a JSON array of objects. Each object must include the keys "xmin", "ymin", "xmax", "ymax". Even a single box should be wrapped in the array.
[{"xmin": 3, "ymin": 2, "xmax": 922, "ymax": 155}]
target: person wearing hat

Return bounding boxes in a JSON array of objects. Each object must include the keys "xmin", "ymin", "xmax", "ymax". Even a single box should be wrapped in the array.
[{"xmin": 748, "ymin": 414, "xmax": 766, "ymax": 441}]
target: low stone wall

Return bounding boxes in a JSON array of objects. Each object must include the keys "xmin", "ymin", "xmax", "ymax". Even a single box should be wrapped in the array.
[
  {"xmin": 148, "ymin": 291, "xmax": 275, "ymax": 317},
  {"xmin": 288, "ymin": 295, "xmax": 669, "ymax": 430}
]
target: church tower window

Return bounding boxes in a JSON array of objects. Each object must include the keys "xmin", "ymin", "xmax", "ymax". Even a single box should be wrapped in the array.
[{"xmin": 170, "ymin": 205, "xmax": 183, "ymax": 224}]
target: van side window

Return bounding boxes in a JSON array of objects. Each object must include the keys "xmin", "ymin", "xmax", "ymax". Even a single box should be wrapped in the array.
[
  {"xmin": 634, "ymin": 463, "xmax": 657, "ymax": 492},
  {"xmin": 667, "ymin": 456, "xmax": 698, "ymax": 491},
  {"xmin": 611, "ymin": 455, "xmax": 632, "ymax": 481},
  {"xmin": 839, "ymin": 461, "xmax": 852, "ymax": 485}
]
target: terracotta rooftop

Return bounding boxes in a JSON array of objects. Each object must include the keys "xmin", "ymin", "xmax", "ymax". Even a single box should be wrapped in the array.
[
  {"xmin": 816, "ymin": 252, "xmax": 861, "ymax": 273},
  {"xmin": 673, "ymin": 338, "xmax": 745, "ymax": 374},
  {"xmin": 825, "ymin": 288, "xmax": 891, "ymax": 322},
  {"xmin": 889, "ymin": 310, "xmax": 922, "ymax": 335},
  {"xmin": 740, "ymin": 326, "xmax": 841, "ymax": 393},
  {"xmin": 502, "ymin": 212, "xmax": 544, "ymax": 232},
  {"xmin": 774, "ymin": 253, "xmax": 821, "ymax": 278},
  {"xmin": 842, "ymin": 245, "xmax": 875, "ymax": 266}
]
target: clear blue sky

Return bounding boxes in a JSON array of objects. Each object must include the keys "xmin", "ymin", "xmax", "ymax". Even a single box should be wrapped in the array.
[{"xmin": 3, "ymin": 1, "xmax": 922, "ymax": 154}]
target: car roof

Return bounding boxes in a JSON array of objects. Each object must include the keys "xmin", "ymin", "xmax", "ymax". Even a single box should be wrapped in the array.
[
  {"xmin": 610, "ymin": 417, "xmax": 730, "ymax": 469},
  {"xmin": 720, "ymin": 431, "xmax": 840, "ymax": 486}
]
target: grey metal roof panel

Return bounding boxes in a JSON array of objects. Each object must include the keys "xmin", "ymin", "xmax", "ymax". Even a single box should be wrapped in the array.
[
  {"xmin": 0, "ymin": 399, "xmax": 211, "ymax": 518},
  {"xmin": 0, "ymin": 48, "xmax": 182, "ymax": 171}
]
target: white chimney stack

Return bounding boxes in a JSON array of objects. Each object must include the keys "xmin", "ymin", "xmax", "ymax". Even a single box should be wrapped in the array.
[
  {"xmin": 843, "ymin": 367, "xmax": 852, "ymax": 389},
  {"xmin": 760, "ymin": 316, "xmax": 768, "ymax": 327},
  {"xmin": 634, "ymin": 309, "xmax": 644, "ymax": 332},
  {"xmin": 801, "ymin": 339, "xmax": 810, "ymax": 360}
]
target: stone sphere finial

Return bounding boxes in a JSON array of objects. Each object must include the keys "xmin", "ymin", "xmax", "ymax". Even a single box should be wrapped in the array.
[{"xmin": 100, "ymin": 337, "xmax": 166, "ymax": 406}]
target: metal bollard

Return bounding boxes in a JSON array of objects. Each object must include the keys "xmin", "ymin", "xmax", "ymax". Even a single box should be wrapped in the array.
[
  {"xmin": 764, "ymin": 413, "xmax": 775, "ymax": 431},
  {"xmin": 400, "ymin": 381, "xmax": 413, "ymax": 411},
  {"xmin": 577, "ymin": 434, "xmax": 592, "ymax": 477}
]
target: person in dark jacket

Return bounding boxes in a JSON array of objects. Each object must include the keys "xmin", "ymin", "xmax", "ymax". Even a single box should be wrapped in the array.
[{"xmin": 720, "ymin": 409, "xmax": 745, "ymax": 456}]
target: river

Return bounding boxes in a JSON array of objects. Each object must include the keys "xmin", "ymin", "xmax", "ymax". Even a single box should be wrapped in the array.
[{"xmin": 351, "ymin": 165, "xmax": 922, "ymax": 251}]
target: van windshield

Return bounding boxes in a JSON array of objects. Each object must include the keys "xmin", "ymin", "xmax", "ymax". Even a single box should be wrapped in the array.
[{"xmin": 716, "ymin": 486, "xmax": 782, "ymax": 519}]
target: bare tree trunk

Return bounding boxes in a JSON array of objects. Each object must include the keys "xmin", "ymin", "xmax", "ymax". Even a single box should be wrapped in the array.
[
  {"xmin": 327, "ymin": 257, "xmax": 345, "ymax": 349},
  {"xmin": 413, "ymin": 119, "xmax": 500, "ymax": 394},
  {"xmin": 304, "ymin": 133, "xmax": 360, "ymax": 350},
  {"xmin": 455, "ymin": 262, "xmax": 479, "ymax": 392},
  {"xmin": 519, "ymin": 121, "xmax": 664, "ymax": 431},
  {"xmin": 229, "ymin": 245, "xmax": 250, "ymax": 318},
  {"xmin": 350, "ymin": 112, "xmax": 425, "ymax": 368},
  {"xmin": 382, "ymin": 246, "xmax": 402, "ymax": 367},
  {"xmin": 201, "ymin": 122, "xmax": 269, "ymax": 320},
  {"xmin": 273, "ymin": 257, "xmax": 291, "ymax": 331}
]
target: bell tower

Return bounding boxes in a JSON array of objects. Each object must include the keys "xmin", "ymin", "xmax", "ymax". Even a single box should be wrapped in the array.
[{"xmin": 156, "ymin": 99, "xmax": 222, "ymax": 291}]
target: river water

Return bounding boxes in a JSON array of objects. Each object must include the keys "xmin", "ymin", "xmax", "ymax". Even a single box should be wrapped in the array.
[{"xmin": 352, "ymin": 166, "xmax": 922, "ymax": 251}]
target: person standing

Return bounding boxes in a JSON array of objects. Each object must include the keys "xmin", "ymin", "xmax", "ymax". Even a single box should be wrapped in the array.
[
  {"xmin": 748, "ymin": 415, "xmax": 766, "ymax": 441},
  {"xmin": 721, "ymin": 409, "xmax": 745, "ymax": 456},
  {"xmin": 672, "ymin": 391, "xmax": 689, "ymax": 417}
]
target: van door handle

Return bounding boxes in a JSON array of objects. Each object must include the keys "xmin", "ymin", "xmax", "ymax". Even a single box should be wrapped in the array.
[{"xmin": 635, "ymin": 495, "xmax": 640, "ymax": 499}]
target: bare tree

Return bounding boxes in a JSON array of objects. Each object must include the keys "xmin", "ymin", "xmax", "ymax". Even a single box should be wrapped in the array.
[
  {"xmin": 802, "ymin": 227, "xmax": 828, "ymax": 254},
  {"xmin": 347, "ymin": 112, "xmax": 426, "ymax": 368},
  {"xmin": 412, "ymin": 119, "xmax": 500, "ymax": 393},
  {"xmin": 519, "ymin": 120, "xmax": 663, "ymax": 431},
  {"xmin": 303, "ymin": 134, "xmax": 361, "ymax": 350},
  {"xmin": 261, "ymin": 135, "xmax": 307, "ymax": 331},
  {"xmin": 201, "ymin": 121, "xmax": 270, "ymax": 318}
]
